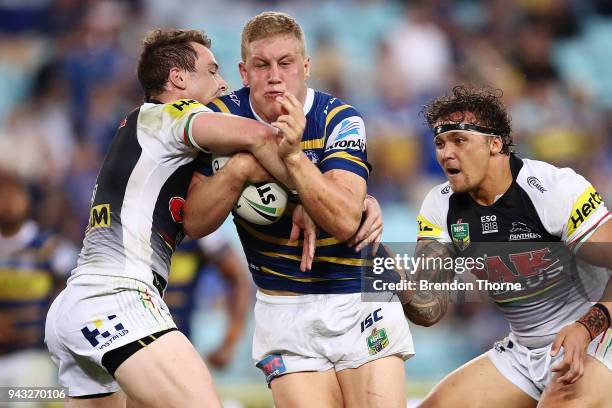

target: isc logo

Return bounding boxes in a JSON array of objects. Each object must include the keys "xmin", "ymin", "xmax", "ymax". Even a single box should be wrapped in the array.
[{"xmin": 360, "ymin": 308, "xmax": 383, "ymax": 333}]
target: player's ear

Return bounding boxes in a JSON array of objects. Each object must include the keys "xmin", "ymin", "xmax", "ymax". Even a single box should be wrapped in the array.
[
  {"xmin": 168, "ymin": 67, "xmax": 186, "ymax": 91},
  {"xmin": 239, "ymin": 62, "xmax": 249, "ymax": 87},
  {"xmin": 490, "ymin": 136, "xmax": 503, "ymax": 155},
  {"xmin": 303, "ymin": 55, "xmax": 311, "ymax": 80}
]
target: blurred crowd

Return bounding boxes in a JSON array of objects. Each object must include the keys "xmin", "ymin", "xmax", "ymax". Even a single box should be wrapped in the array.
[{"xmin": 0, "ymin": 0, "xmax": 611, "ymax": 395}]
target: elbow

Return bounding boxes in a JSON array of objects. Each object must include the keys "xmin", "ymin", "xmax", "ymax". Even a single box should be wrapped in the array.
[
  {"xmin": 331, "ymin": 208, "xmax": 361, "ymax": 242},
  {"xmin": 401, "ymin": 301, "xmax": 447, "ymax": 327},
  {"xmin": 182, "ymin": 208, "xmax": 206, "ymax": 240}
]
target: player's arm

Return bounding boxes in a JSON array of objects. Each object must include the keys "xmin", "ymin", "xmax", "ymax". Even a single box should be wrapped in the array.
[
  {"xmin": 553, "ymin": 220, "xmax": 612, "ymax": 374},
  {"xmin": 206, "ymin": 246, "xmax": 252, "ymax": 369},
  {"xmin": 183, "ymin": 153, "xmax": 271, "ymax": 239},
  {"xmin": 550, "ymin": 179, "xmax": 611, "ymax": 384},
  {"xmin": 188, "ymin": 110, "xmax": 297, "ymax": 188},
  {"xmin": 275, "ymin": 94, "xmax": 365, "ymax": 241},
  {"xmin": 399, "ymin": 240, "xmax": 456, "ymax": 326}
]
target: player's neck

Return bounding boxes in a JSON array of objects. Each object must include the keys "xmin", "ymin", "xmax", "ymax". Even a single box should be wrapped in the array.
[
  {"xmin": 469, "ymin": 156, "xmax": 512, "ymax": 206},
  {"xmin": 150, "ymin": 90, "xmax": 188, "ymax": 104}
]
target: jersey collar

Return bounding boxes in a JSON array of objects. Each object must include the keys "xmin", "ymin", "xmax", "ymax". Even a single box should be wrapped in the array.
[{"xmin": 250, "ymin": 88, "xmax": 315, "ymax": 124}]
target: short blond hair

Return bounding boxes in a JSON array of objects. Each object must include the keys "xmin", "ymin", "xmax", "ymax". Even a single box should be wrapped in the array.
[{"xmin": 241, "ymin": 11, "xmax": 306, "ymax": 61}]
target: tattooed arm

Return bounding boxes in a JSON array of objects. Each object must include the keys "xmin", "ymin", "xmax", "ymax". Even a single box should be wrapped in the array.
[
  {"xmin": 397, "ymin": 240, "xmax": 456, "ymax": 327},
  {"xmin": 550, "ymin": 219, "xmax": 612, "ymax": 384}
]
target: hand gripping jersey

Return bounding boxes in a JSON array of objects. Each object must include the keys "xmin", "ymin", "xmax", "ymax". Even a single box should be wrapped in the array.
[
  {"xmin": 72, "ymin": 99, "xmax": 212, "ymax": 294},
  {"xmin": 417, "ymin": 155, "xmax": 611, "ymax": 347},
  {"xmin": 203, "ymin": 87, "xmax": 371, "ymax": 294}
]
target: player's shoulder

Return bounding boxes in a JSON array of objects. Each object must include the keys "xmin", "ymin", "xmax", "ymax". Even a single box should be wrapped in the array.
[
  {"xmin": 162, "ymin": 99, "xmax": 210, "ymax": 116},
  {"xmin": 417, "ymin": 181, "xmax": 452, "ymax": 240},
  {"xmin": 423, "ymin": 181, "xmax": 453, "ymax": 205},
  {"xmin": 516, "ymin": 157, "xmax": 589, "ymax": 199},
  {"xmin": 314, "ymin": 89, "xmax": 362, "ymax": 119},
  {"xmin": 207, "ymin": 87, "xmax": 250, "ymax": 115}
]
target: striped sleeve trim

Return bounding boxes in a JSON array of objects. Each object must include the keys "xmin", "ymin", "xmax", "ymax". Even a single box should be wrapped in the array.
[
  {"xmin": 568, "ymin": 211, "xmax": 611, "ymax": 253},
  {"xmin": 183, "ymin": 111, "xmax": 210, "ymax": 153},
  {"xmin": 324, "ymin": 104, "xmax": 352, "ymax": 136},
  {"xmin": 321, "ymin": 151, "xmax": 370, "ymax": 174}
]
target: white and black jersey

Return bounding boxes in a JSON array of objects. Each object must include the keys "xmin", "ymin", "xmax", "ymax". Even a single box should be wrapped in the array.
[
  {"xmin": 72, "ymin": 99, "xmax": 212, "ymax": 294},
  {"xmin": 417, "ymin": 154, "xmax": 611, "ymax": 347}
]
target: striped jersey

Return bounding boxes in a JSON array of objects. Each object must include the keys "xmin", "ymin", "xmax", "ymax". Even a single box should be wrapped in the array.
[
  {"xmin": 0, "ymin": 221, "xmax": 76, "ymax": 353},
  {"xmin": 417, "ymin": 154, "xmax": 611, "ymax": 347},
  {"xmin": 203, "ymin": 87, "xmax": 371, "ymax": 293},
  {"xmin": 165, "ymin": 231, "xmax": 232, "ymax": 338},
  {"xmin": 71, "ymin": 99, "xmax": 212, "ymax": 294}
]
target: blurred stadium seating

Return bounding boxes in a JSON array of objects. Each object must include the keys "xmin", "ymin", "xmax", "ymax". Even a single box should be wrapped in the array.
[{"xmin": 0, "ymin": 0, "xmax": 610, "ymax": 406}]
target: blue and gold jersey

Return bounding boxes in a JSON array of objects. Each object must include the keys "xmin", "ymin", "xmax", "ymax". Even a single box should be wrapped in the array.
[
  {"xmin": 0, "ymin": 222, "xmax": 76, "ymax": 354},
  {"xmin": 203, "ymin": 87, "xmax": 371, "ymax": 294}
]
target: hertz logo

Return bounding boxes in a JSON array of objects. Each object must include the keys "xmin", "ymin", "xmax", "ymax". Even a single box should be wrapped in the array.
[
  {"xmin": 89, "ymin": 204, "xmax": 111, "ymax": 230},
  {"xmin": 567, "ymin": 186, "xmax": 603, "ymax": 237}
]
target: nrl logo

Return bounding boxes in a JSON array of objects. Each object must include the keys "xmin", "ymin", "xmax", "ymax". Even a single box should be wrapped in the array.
[{"xmin": 451, "ymin": 219, "xmax": 470, "ymax": 251}]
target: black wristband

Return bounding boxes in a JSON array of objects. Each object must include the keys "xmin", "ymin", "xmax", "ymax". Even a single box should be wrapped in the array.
[{"xmin": 594, "ymin": 303, "xmax": 611, "ymax": 330}]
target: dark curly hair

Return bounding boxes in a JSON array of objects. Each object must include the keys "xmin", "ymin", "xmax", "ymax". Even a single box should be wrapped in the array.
[
  {"xmin": 423, "ymin": 85, "xmax": 514, "ymax": 155},
  {"xmin": 137, "ymin": 29, "xmax": 211, "ymax": 101}
]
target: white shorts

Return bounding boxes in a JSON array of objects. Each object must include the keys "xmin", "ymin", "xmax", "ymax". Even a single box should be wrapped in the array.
[
  {"xmin": 45, "ymin": 274, "xmax": 176, "ymax": 397},
  {"xmin": 487, "ymin": 329, "xmax": 612, "ymax": 401},
  {"xmin": 252, "ymin": 291, "xmax": 414, "ymax": 384}
]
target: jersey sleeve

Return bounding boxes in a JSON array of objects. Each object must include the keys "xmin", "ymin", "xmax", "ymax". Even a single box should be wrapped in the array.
[
  {"xmin": 416, "ymin": 184, "xmax": 451, "ymax": 243},
  {"xmin": 162, "ymin": 99, "xmax": 215, "ymax": 154},
  {"xmin": 551, "ymin": 169, "xmax": 610, "ymax": 247},
  {"xmin": 319, "ymin": 100, "xmax": 371, "ymax": 180}
]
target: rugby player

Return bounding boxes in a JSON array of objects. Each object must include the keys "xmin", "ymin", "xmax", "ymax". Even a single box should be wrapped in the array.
[
  {"xmin": 165, "ymin": 230, "xmax": 250, "ymax": 369},
  {"xmin": 402, "ymin": 86, "xmax": 612, "ymax": 407},
  {"xmin": 45, "ymin": 29, "xmax": 306, "ymax": 407},
  {"xmin": 0, "ymin": 172, "xmax": 77, "ymax": 403},
  {"xmin": 184, "ymin": 12, "xmax": 414, "ymax": 407}
]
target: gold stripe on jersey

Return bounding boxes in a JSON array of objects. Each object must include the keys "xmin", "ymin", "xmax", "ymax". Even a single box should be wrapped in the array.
[
  {"xmin": 566, "ymin": 185, "xmax": 604, "ymax": 239},
  {"xmin": 301, "ymin": 138, "xmax": 325, "ymax": 150},
  {"xmin": 0, "ymin": 269, "xmax": 53, "ymax": 300},
  {"xmin": 211, "ymin": 98, "xmax": 230, "ymax": 113},
  {"xmin": 260, "ymin": 266, "xmax": 357, "ymax": 283},
  {"xmin": 236, "ymin": 218, "xmax": 340, "ymax": 247},
  {"xmin": 169, "ymin": 252, "xmax": 199, "ymax": 285},
  {"xmin": 416, "ymin": 214, "xmax": 443, "ymax": 240},
  {"xmin": 164, "ymin": 99, "xmax": 204, "ymax": 119},
  {"xmin": 321, "ymin": 151, "xmax": 370, "ymax": 174},
  {"xmin": 325, "ymin": 104, "xmax": 352, "ymax": 135},
  {"xmin": 257, "ymin": 251, "xmax": 371, "ymax": 266}
]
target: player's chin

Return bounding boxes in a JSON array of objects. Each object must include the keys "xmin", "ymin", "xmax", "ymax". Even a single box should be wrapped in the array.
[{"xmin": 448, "ymin": 180, "xmax": 468, "ymax": 194}]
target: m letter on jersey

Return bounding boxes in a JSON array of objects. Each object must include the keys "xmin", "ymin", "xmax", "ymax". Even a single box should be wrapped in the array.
[
  {"xmin": 566, "ymin": 185, "xmax": 603, "ymax": 237},
  {"xmin": 89, "ymin": 204, "xmax": 110, "ymax": 230},
  {"xmin": 325, "ymin": 117, "xmax": 366, "ymax": 152}
]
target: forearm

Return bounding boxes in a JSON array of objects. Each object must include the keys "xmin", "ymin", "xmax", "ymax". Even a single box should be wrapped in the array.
[
  {"xmin": 284, "ymin": 153, "xmax": 364, "ymax": 241},
  {"xmin": 183, "ymin": 171, "xmax": 243, "ymax": 239},
  {"xmin": 249, "ymin": 139, "xmax": 293, "ymax": 188},
  {"xmin": 400, "ymin": 241, "xmax": 455, "ymax": 326},
  {"xmin": 191, "ymin": 113, "xmax": 292, "ymax": 187}
]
